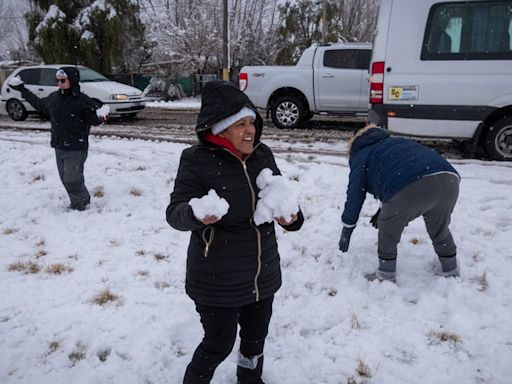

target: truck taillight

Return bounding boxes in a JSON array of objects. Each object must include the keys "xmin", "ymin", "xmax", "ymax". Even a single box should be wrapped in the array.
[
  {"xmin": 239, "ymin": 72, "xmax": 248, "ymax": 91},
  {"xmin": 370, "ymin": 61, "xmax": 385, "ymax": 104}
]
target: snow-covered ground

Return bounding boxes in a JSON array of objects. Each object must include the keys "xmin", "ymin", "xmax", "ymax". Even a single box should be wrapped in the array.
[{"xmin": 0, "ymin": 130, "xmax": 511, "ymax": 384}]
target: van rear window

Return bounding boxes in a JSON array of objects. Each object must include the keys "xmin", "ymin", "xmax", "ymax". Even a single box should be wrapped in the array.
[{"xmin": 421, "ymin": 1, "xmax": 512, "ymax": 60}]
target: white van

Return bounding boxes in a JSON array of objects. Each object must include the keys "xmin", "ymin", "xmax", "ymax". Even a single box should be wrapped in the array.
[{"xmin": 369, "ymin": 0, "xmax": 512, "ymax": 160}]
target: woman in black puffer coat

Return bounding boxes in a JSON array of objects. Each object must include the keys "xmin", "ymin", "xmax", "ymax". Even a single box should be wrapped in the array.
[{"xmin": 166, "ymin": 80, "xmax": 304, "ymax": 384}]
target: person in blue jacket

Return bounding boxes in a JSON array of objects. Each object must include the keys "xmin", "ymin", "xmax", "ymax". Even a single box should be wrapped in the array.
[{"xmin": 338, "ymin": 124, "xmax": 460, "ymax": 282}]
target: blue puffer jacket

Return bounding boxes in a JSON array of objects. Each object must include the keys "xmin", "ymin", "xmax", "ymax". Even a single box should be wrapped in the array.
[{"xmin": 341, "ymin": 127, "xmax": 458, "ymax": 226}]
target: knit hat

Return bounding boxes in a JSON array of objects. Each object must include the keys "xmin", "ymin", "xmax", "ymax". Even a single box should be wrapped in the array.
[
  {"xmin": 57, "ymin": 66, "xmax": 81, "ymax": 95},
  {"xmin": 211, "ymin": 106, "xmax": 256, "ymax": 135}
]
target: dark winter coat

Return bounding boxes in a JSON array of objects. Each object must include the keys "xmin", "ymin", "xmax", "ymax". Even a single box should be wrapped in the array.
[
  {"xmin": 341, "ymin": 126, "xmax": 459, "ymax": 226},
  {"xmin": 166, "ymin": 80, "xmax": 304, "ymax": 307},
  {"xmin": 20, "ymin": 67, "xmax": 100, "ymax": 150}
]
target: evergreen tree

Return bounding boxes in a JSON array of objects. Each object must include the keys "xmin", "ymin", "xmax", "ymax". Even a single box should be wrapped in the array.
[{"xmin": 26, "ymin": 0, "xmax": 148, "ymax": 74}]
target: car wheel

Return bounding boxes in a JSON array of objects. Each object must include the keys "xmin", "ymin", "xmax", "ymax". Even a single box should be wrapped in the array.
[
  {"xmin": 271, "ymin": 96, "xmax": 307, "ymax": 129},
  {"xmin": 484, "ymin": 116, "xmax": 512, "ymax": 161},
  {"xmin": 6, "ymin": 99, "xmax": 28, "ymax": 121}
]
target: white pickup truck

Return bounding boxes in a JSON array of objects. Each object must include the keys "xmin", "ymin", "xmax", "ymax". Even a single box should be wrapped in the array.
[{"xmin": 239, "ymin": 43, "xmax": 372, "ymax": 129}]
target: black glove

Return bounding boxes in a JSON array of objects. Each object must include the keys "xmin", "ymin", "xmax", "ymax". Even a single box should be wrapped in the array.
[
  {"xmin": 369, "ymin": 208, "xmax": 381, "ymax": 229},
  {"xmin": 338, "ymin": 226, "xmax": 354, "ymax": 252},
  {"xmin": 8, "ymin": 81, "xmax": 25, "ymax": 92}
]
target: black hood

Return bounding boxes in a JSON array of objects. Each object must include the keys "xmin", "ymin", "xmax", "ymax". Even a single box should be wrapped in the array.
[
  {"xmin": 59, "ymin": 66, "xmax": 81, "ymax": 95},
  {"xmin": 196, "ymin": 80, "xmax": 263, "ymax": 144}
]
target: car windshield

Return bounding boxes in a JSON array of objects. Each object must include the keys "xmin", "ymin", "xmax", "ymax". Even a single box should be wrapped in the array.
[{"xmin": 79, "ymin": 67, "xmax": 109, "ymax": 82}]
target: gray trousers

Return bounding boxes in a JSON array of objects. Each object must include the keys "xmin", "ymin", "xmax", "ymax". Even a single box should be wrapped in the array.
[
  {"xmin": 55, "ymin": 148, "xmax": 90, "ymax": 209},
  {"xmin": 378, "ymin": 173, "xmax": 459, "ymax": 262}
]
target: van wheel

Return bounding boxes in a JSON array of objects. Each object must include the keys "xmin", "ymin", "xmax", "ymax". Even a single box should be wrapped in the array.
[
  {"xmin": 271, "ymin": 96, "xmax": 306, "ymax": 129},
  {"xmin": 484, "ymin": 117, "xmax": 512, "ymax": 161},
  {"xmin": 6, "ymin": 99, "xmax": 28, "ymax": 121}
]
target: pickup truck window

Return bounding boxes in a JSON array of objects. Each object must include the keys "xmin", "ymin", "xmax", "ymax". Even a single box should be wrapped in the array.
[{"xmin": 323, "ymin": 49, "xmax": 371, "ymax": 70}]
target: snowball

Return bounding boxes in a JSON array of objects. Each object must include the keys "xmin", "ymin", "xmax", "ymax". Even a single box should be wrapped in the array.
[
  {"xmin": 96, "ymin": 105, "xmax": 110, "ymax": 118},
  {"xmin": 253, "ymin": 168, "xmax": 300, "ymax": 225},
  {"xmin": 8, "ymin": 76, "xmax": 23, "ymax": 87},
  {"xmin": 189, "ymin": 189, "xmax": 229, "ymax": 220}
]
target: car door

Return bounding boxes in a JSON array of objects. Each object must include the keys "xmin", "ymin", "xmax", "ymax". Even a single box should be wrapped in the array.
[{"xmin": 315, "ymin": 49, "xmax": 365, "ymax": 112}]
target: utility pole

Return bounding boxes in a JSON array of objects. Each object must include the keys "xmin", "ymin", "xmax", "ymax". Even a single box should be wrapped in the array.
[{"xmin": 222, "ymin": 0, "xmax": 230, "ymax": 81}]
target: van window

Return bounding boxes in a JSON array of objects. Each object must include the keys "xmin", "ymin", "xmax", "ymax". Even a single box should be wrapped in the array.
[
  {"xmin": 422, "ymin": 1, "xmax": 512, "ymax": 60},
  {"xmin": 18, "ymin": 69, "xmax": 41, "ymax": 85},
  {"xmin": 324, "ymin": 49, "xmax": 370, "ymax": 69}
]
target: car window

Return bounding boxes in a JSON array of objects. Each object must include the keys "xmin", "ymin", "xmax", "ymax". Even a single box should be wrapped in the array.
[
  {"xmin": 422, "ymin": 1, "xmax": 512, "ymax": 60},
  {"xmin": 18, "ymin": 69, "xmax": 41, "ymax": 85},
  {"xmin": 40, "ymin": 68, "xmax": 58, "ymax": 86},
  {"xmin": 357, "ymin": 50, "xmax": 372, "ymax": 70},
  {"xmin": 79, "ymin": 67, "xmax": 108, "ymax": 82},
  {"xmin": 323, "ymin": 49, "xmax": 369, "ymax": 70}
]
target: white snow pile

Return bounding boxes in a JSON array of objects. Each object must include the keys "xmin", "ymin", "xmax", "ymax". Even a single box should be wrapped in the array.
[
  {"xmin": 253, "ymin": 168, "xmax": 300, "ymax": 225},
  {"xmin": 188, "ymin": 189, "xmax": 229, "ymax": 220},
  {"xmin": 96, "ymin": 105, "xmax": 110, "ymax": 119},
  {"xmin": 7, "ymin": 76, "xmax": 23, "ymax": 87}
]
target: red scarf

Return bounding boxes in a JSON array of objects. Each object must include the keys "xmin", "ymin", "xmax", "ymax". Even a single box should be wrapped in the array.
[{"xmin": 202, "ymin": 132, "xmax": 248, "ymax": 160}]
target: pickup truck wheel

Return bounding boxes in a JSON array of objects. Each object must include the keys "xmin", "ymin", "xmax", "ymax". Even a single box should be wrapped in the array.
[
  {"xmin": 271, "ymin": 96, "xmax": 306, "ymax": 129},
  {"xmin": 6, "ymin": 99, "xmax": 28, "ymax": 121},
  {"xmin": 484, "ymin": 116, "xmax": 512, "ymax": 161}
]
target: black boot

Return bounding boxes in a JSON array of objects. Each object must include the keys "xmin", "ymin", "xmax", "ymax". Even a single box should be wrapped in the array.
[
  {"xmin": 183, "ymin": 365, "xmax": 213, "ymax": 384},
  {"xmin": 237, "ymin": 355, "xmax": 265, "ymax": 384}
]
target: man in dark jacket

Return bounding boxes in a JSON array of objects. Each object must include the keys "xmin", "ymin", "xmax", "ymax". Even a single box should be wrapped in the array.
[
  {"xmin": 166, "ymin": 80, "xmax": 304, "ymax": 384},
  {"xmin": 9, "ymin": 67, "xmax": 104, "ymax": 211},
  {"xmin": 339, "ymin": 125, "xmax": 460, "ymax": 282}
]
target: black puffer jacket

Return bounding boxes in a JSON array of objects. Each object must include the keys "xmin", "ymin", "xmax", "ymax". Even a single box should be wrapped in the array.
[
  {"xmin": 20, "ymin": 67, "xmax": 100, "ymax": 150},
  {"xmin": 166, "ymin": 81, "xmax": 304, "ymax": 307}
]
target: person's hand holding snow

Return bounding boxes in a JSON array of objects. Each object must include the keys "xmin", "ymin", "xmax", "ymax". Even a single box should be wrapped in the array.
[
  {"xmin": 189, "ymin": 189, "xmax": 229, "ymax": 225},
  {"xmin": 253, "ymin": 168, "xmax": 300, "ymax": 226},
  {"xmin": 96, "ymin": 105, "xmax": 110, "ymax": 124},
  {"xmin": 8, "ymin": 76, "xmax": 25, "ymax": 92}
]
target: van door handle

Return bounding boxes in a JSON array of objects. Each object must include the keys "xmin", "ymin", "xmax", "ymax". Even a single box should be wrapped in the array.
[
  {"xmin": 322, "ymin": 74, "xmax": 334, "ymax": 78},
  {"xmin": 38, "ymin": 88, "xmax": 44, "ymax": 91}
]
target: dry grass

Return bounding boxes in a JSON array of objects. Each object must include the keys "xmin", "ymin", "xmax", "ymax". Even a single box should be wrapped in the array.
[
  {"xmin": 351, "ymin": 313, "xmax": 361, "ymax": 330},
  {"xmin": 154, "ymin": 281, "xmax": 171, "ymax": 290},
  {"xmin": 36, "ymin": 238, "xmax": 46, "ymax": 247},
  {"xmin": 356, "ymin": 358, "xmax": 372, "ymax": 378},
  {"xmin": 8, "ymin": 261, "xmax": 41, "ymax": 274},
  {"xmin": 136, "ymin": 270, "xmax": 149, "ymax": 277},
  {"xmin": 35, "ymin": 249, "xmax": 47, "ymax": 258},
  {"xmin": 154, "ymin": 253, "xmax": 169, "ymax": 262},
  {"xmin": 93, "ymin": 288, "xmax": 120, "ymax": 306},
  {"xmin": 428, "ymin": 330, "xmax": 462, "ymax": 345},
  {"xmin": 2, "ymin": 228, "xmax": 18, "ymax": 235},
  {"xmin": 478, "ymin": 272, "xmax": 489, "ymax": 292},
  {"xmin": 7, "ymin": 261, "xmax": 26, "ymax": 272},
  {"xmin": 92, "ymin": 186, "xmax": 104, "ymax": 198},
  {"xmin": 135, "ymin": 165, "xmax": 146, "ymax": 171},
  {"xmin": 32, "ymin": 174, "xmax": 45, "ymax": 183},
  {"xmin": 130, "ymin": 188, "xmax": 142, "ymax": 197},
  {"xmin": 48, "ymin": 341, "xmax": 60, "ymax": 354},
  {"xmin": 135, "ymin": 249, "xmax": 146, "ymax": 256},
  {"xmin": 45, "ymin": 263, "xmax": 74, "ymax": 274},
  {"xmin": 68, "ymin": 342, "xmax": 86, "ymax": 365}
]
